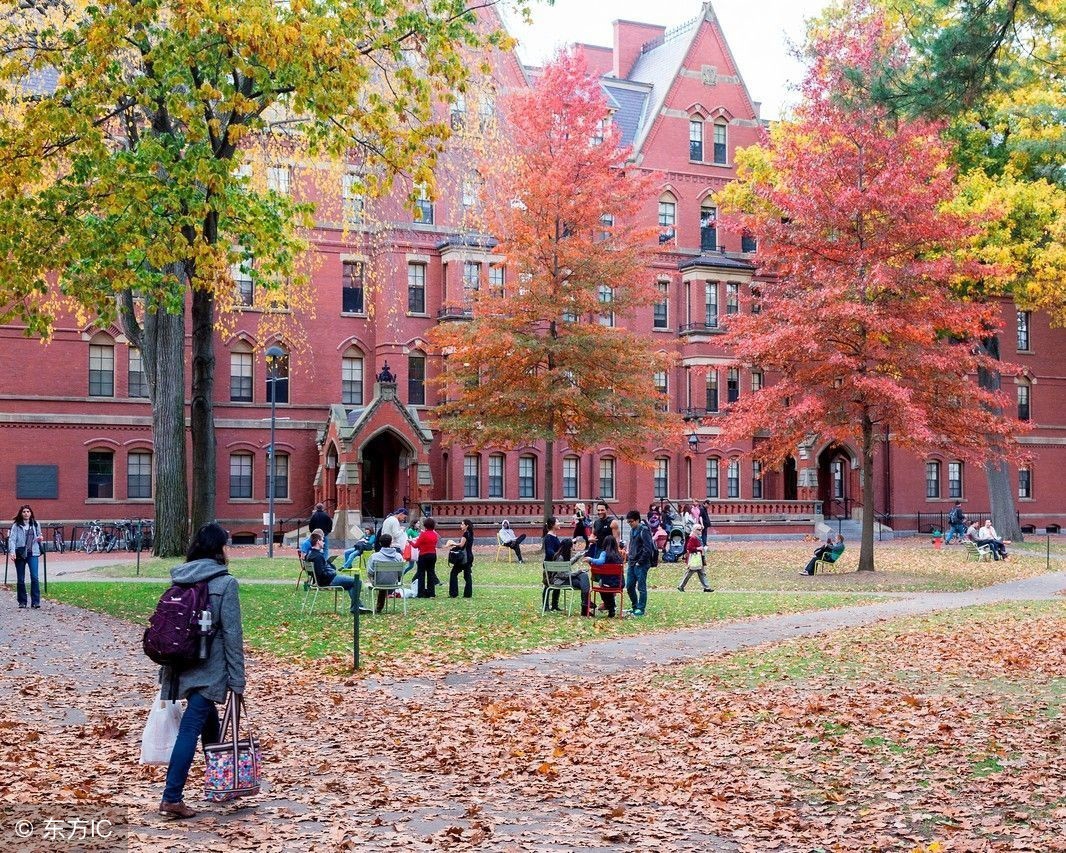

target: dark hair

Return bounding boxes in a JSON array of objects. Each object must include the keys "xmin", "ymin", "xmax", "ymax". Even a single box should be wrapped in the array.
[
  {"xmin": 597, "ymin": 503, "xmax": 609, "ymax": 512},
  {"xmin": 544, "ymin": 515, "xmax": 557, "ymax": 533},
  {"xmin": 600, "ymin": 535, "xmax": 622, "ymax": 563},
  {"xmin": 420, "ymin": 517, "xmax": 434, "ymax": 531},
  {"xmin": 13, "ymin": 505, "xmax": 36, "ymax": 526},
  {"xmin": 461, "ymin": 519, "xmax": 473, "ymax": 534},
  {"xmin": 309, "ymin": 531, "xmax": 323, "ymax": 545},
  {"xmin": 626, "ymin": 510, "xmax": 642, "ymax": 523},
  {"xmin": 186, "ymin": 523, "xmax": 229, "ymax": 565},
  {"xmin": 378, "ymin": 532, "xmax": 393, "ymax": 548}
]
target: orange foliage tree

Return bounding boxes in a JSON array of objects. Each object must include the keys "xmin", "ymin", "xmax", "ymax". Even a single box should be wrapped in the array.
[
  {"xmin": 718, "ymin": 11, "xmax": 1026, "ymax": 572},
  {"xmin": 429, "ymin": 50, "xmax": 681, "ymax": 520}
]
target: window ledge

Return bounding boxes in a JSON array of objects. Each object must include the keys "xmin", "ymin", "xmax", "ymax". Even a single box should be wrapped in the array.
[
  {"xmin": 1017, "ymin": 349, "xmax": 1034, "ymax": 355},
  {"xmin": 340, "ymin": 312, "xmax": 368, "ymax": 318},
  {"xmin": 229, "ymin": 499, "xmax": 258, "ymax": 504},
  {"xmin": 126, "ymin": 498, "xmax": 154, "ymax": 504},
  {"xmin": 652, "ymin": 327, "xmax": 672, "ymax": 333},
  {"xmin": 86, "ymin": 499, "xmax": 118, "ymax": 504},
  {"xmin": 407, "ymin": 312, "xmax": 429, "ymax": 318}
]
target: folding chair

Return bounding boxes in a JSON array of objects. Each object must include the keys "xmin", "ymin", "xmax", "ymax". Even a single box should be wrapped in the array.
[
  {"xmin": 589, "ymin": 563, "xmax": 625, "ymax": 617},
  {"xmin": 300, "ymin": 560, "xmax": 344, "ymax": 615},
  {"xmin": 494, "ymin": 532, "xmax": 515, "ymax": 563},
  {"xmin": 541, "ymin": 561, "xmax": 577, "ymax": 616},
  {"xmin": 367, "ymin": 560, "xmax": 407, "ymax": 615},
  {"xmin": 965, "ymin": 540, "xmax": 993, "ymax": 562}
]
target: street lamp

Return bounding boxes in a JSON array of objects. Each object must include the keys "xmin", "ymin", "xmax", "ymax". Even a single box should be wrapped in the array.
[
  {"xmin": 687, "ymin": 431, "xmax": 700, "ymax": 452},
  {"xmin": 265, "ymin": 344, "xmax": 285, "ymax": 558}
]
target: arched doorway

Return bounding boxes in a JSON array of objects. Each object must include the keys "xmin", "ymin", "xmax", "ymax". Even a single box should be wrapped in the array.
[
  {"xmin": 324, "ymin": 445, "xmax": 339, "ymax": 508},
  {"xmin": 818, "ymin": 445, "xmax": 853, "ymax": 518},
  {"xmin": 360, "ymin": 430, "xmax": 412, "ymax": 521},
  {"xmin": 783, "ymin": 456, "xmax": 798, "ymax": 501}
]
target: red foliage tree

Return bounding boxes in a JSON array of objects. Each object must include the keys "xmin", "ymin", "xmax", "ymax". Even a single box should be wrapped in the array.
[
  {"xmin": 718, "ymin": 9, "xmax": 1025, "ymax": 571},
  {"xmin": 429, "ymin": 50, "xmax": 681, "ymax": 520}
]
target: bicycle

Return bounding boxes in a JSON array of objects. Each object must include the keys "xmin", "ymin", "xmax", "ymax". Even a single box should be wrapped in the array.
[{"xmin": 78, "ymin": 522, "xmax": 105, "ymax": 554}]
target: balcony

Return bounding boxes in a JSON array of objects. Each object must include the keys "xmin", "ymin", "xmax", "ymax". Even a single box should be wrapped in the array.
[
  {"xmin": 678, "ymin": 320, "xmax": 723, "ymax": 336},
  {"xmin": 437, "ymin": 304, "xmax": 473, "ymax": 321}
]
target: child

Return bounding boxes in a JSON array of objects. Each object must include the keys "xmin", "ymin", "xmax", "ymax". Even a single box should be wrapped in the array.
[{"xmin": 678, "ymin": 526, "xmax": 713, "ymax": 592}]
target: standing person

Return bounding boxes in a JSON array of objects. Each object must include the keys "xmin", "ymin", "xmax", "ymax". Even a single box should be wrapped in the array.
[
  {"xmin": 541, "ymin": 516, "xmax": 573, "ymax": 612},
  {"xmin": 412, "ymin": 518, "xmax": 440, "ymax": 598},
  {"xmin": 625, "ymin": 510, "xmax": 656, "ymax": 617},
  {"xmin": 944, "ymin": 501, "xmax": 967, "ymax": 545},
  {"xmin": 308, "ymin": 503, "xmax": 333, "ymax": 557},
  {"xmin": 305, "ymin": 531, "xmax": 369, "ymax": 613},
  {"xmin": 8, "ymin": 505, "xmax": 43, "ymax": 609},
  {"xmin": 381, "ymin": 507, "xmax": 409, "ymax": 556},
  {"xmin": 572, "ymin": 503, "xmax": 591, "ymax": 549},
  {"xmin": 678, "ymin": 526, "xmax": 713, "ymax": 592},
  {"xmin": 589, "ymin": 503, "xmax": 613, "ymax": 561},
  {"xmin": 801, "ymin": 534, "xmax": 845, "ymax": 575},
  {"xmin": 445, "ymin": 519, "xmax": 474, "ymax": 599},
  {"xmin": 497, "ymin": 520, "xmax": 527, "ymax": 562},
  {"xmin": 158, "ymin": 523, "xmax": 245, "ymax": 819},
  {"xmin": 699, "ymin": 500, "xmax": 713, "ymax": 546}
]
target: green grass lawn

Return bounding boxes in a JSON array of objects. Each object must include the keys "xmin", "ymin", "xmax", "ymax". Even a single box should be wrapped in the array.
[
  {"xmin": 81, "ymin": 537, "xmax": 1056, "ymax": 591},
  {"xmin": 43, "ymin": 579, "xmax": 871, "ymax": 674}
]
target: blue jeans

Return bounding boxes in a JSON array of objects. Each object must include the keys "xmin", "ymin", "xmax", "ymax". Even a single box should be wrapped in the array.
[
  {"xmin": 14, "ymin": 554, "xmax": 40, "ymax": 607},
  {"xmin": 328, "ymin": 572, "xmax": 362, "ymax": 611},
  {"xmin": 163, "ymin": 691, "xmax": 219, "ymax": 803},
  {"xmin": 627, "ymin": 563, "xmax": 649, "ymax": 613},
  {"xmin": 342, "ymin": 542, "xmax": 372, "ymax": 569},
  {"xmin": 944, "ymin": 523, "xmax": 966, "ymax": 544}
]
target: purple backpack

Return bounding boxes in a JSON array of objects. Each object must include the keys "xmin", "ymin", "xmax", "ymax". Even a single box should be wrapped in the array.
[{"xmin": 143, "ymin": 573, "xmax": 225, "ymax": 667}]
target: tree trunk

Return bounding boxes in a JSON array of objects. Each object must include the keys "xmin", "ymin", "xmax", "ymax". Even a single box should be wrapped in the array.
[
  {"xmin": 542, "ymin": 438, "xmax": 555, "ymax": 526},
  {"xmin": 978, "ymin": 335, "xmax": 1023, "ymax": 541},
  {"xmin": 120, "ymin": 282, "xmax": 189, "ymax": 557},
  {"xmin": 858, "ymin": 413, "xmax": 876, "ymax": 572},
  {"xmin": 190, "ymin": 288, "xmax": 217, "ymax": 533}
]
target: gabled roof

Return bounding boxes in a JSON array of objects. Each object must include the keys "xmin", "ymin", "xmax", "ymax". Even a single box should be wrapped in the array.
[{"xmin": 600, "ymin": 81, "xmax": 650, "ymax": 148}]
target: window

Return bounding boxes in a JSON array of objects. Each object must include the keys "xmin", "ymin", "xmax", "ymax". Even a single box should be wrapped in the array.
[
  {"xmin": 599, "ymin": 457, "xmax": 615, "ymax": 500},
  {"xmin": 704, "ymin": 282, "xmax": 718, "ymax": 328},
  {"xmin": 832, "ymin": 460, "xmax": 846, "ymax": 498},
  {"xmin": 489, "ymin": 265, "xmax": 505, "ymax": 296},
  {"xmin": 598, "ymin": 213, "xmax": 614, "ymax": 242},
  {"xmin": 407, "ymin": 263, "xmax": 426, "ymax": 314},
  {"xmin": 128, "ymin": 348, "xmax": 149, "ymax": 398},
  {"xmin": 450, "ymin": 92, "xmax": 466, "ymax": 130},
  {"xmin": 1017, "ymin": 311, "xmax": 1031, "ymax": 351},
  {"xmin": 342, "ymin": 260, "xmax": 365, "ymax": 313},
  {"xmin": 230, "ymin": 351, "xmax": 253, "ymax": 402},
  {"xmin": 925, "ymin": 461, "xmax": 941, "ymax": 499},
  {"xmin": 461, "ymin": 174, "xmax": 478, "ymax": 207},
  {"xmin": 562, "ymin": 456, "xmax": 579, "ymax": 500},
  {"xmin": 658, "ymin": 194, "xmax": 676, "ymax": 243},
  {"xmin": 488, "ymin": 454, "xmax": 504, "ymax": 498},
  {"xmin": 341, "ymin": 353, "xmax": 363, "ymax": 405},
  {"xmin": 266, "ymin": 348, "xmax": 288, "ymax": 404},
  {"xmin": 948, "ymin": 462, "xmax": 963, "ymax": 499},
  {"xmin": 232, "ymin": 260, "xmax": 254, "ymax": 306},
  {"xmin": 726, "ymin": 283, "xmax": 739, "ymax": 315},
  {"xmin": 413, "ymin": 183, "xmax": 434, "ymax": 224},
  {"xmin": 266, "ymin": 451, "xmax": 289, "ymax": 500},
  {"xmin": 752, "ymin": 461, "xmax": 763, "ymax": 499},
  {"xmin": 727, "ymin": 367, "xmax": 740, "ymax": 404},
  {"xmin": 462, "ymin": 262, "xmax": 481, "ymax": 296},
  {"xmin": 741, "ymin": 232, "xmax": 757, "ymax": 253},
  {"xmin": 1017, "ymin": 381, "xmax": 1030, "ymax": 421},
  {"xmin": 518, "ymin": 455, "xmax": 536, "ymax": 499},
  {"xmin": 705, "ymin": 368, "xmax": 719, "ymax": 413},
  {"xmin": 87, "ymin": 450, "xmax": 114, "ymax": 499},
  {"xmin": 463, "ymin": 454, "xmax": 480, "ymax": 498},
  {"xmin": 706, "ymin": 457, "xmax": 719, "ymax": 498},
  {"xmin": 653, "ymin": 281, "xmax": 669, "ymax": 329},
  {"xmin": 342, "ymin": 173, "xmax": 364, "ymax": 224},
  {"xmin": 700, "ymin": 203, "xmax": 717, "ymax": 252},
  {"xmin": 653, "ymin": 371, "xmax": 667, "ymax": 395},
  {"xmin": 478, "ymin": 92, "xmax": 495, "ymax": 132},
  {"xmin": 229, "ymin": 453, "xmax": 253, "ymax": 499},
  {"xmin": 689, "ymin": 119, "xmax": 703, "ymax": 160},
  {"xmin": 127, "ymin": 451, "xmax": 152, "ymax": 499},
  {"xmin": 598, "ymin": 284, "xmax": 614, "ymax": 327},
  {"xmin": 1018, "ymin": 467, "xmax": 1032, "ymax": 499},
  {"xmin": 654, "ymin": 458, "xmax": 669, "ymax": 499},
  {"xmin": 727, "ymin": 459, "xmax": 740, "ymax": 498},
  {"xmin": 89, "ymin": 342, "xmax": 115, "ymax": 397},
  {"xmin": 751, "ymin": 370, "xmax": 763, "ymax": 393},
  {"xmin": 713, "ymin": 121, "xmax": 727, "ymax": 164},
  {"xmin": 267, "ymin": 165, "xmax": 290, "ymax": 194},
  {"xmin": 591, "ymin": 117, "xmax": 606, "ymax": 146},
  {"xmin": 408, "ymin": 353, "xmax": 426, "ymax": 405}
]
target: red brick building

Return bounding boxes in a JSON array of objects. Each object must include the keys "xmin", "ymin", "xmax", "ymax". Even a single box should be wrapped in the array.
[{"xmin": 1, "ymin": 4, "xmax": 1062, "ymax": 542}]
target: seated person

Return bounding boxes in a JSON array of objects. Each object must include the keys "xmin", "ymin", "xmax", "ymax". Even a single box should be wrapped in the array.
[
  {"xmin": 542, "ymin": 516, "xmax": 583, "ymax": 613},
  {"xmin": 802, "ymin": 534, "xmax": 845, "ymax": 576},
  {"xmin": 498, "ymin": 520, "xmax": 527, "ymax": 562},
  {"xmin": 341, "ymin": 525, "xmax": 375, "ymax": 570},
  {"xmin": 305, "ymin": 531, "xmax": 369, "ymax": 613},
  {"xmin": 367, "ymin": 533, "xmax": 406, "ymax": 613},
  {"xmin": 977, "ymin": 520, "xmax": 1008, "ymax": 560},
  {"xmin": 583, "ymin": 534, "xmax": 624, "ymax": 617},
  {"xmin": 301, "ymin": 528, "xmax": 336, "ymax": 565},
  {"xmin": 965, "ymin": 522, "xmax": 981, "ymax": 543}
]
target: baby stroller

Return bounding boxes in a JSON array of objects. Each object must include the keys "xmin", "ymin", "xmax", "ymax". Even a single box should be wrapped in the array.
[{"xmin": 661, "ymin": 523, "xmax": 687, "ymax": 563}]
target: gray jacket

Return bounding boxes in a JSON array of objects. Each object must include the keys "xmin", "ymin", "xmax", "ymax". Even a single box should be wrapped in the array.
[
  {"xmin": 159, "ymin": 559, "xmax": 246, "ymax": 704},
  {"xmin": 7, "ymin": 522, "xmax": 42, "ymax": 558}
]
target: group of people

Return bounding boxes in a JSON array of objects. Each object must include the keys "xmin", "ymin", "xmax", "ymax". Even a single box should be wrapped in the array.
[{"xmin": 944, "ymin": 501, "xmax": 1010, "ymax": 559}]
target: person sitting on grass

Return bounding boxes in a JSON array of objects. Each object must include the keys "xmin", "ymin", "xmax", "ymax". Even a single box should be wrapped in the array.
[
  {"xmin": 498, "ymin": 519, "xmax": 527, "ymax": 563},
  {"xmin": 366, "ymin": 532, "xmax": 406, "ymax": 612},
  {"xmin": 583, "ymin": 534, "xmax": 624, "ymax": 617},
  {"xmin": 305, "ymin": 531, "xmax": 369, "ymax": 613},
  {"xmin": 801, "ymin": 534, "xmax": 844, "ymax": 576}
]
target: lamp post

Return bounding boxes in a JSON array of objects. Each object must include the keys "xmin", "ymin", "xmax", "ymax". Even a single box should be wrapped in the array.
[
  {"xmin": 265, "ymin": 345, "xmax": 285, "ymax": 558},
  {"xmin": 687, "ymin": 432, "xmax": 700, "ymax": 453}
]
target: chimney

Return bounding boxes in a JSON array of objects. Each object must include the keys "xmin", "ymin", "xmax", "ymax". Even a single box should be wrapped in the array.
[
  {"xmin": 613, "ymin": 19, "xmax": 666, "ymax": 79},
  {"xmin": 753, "ymin": 101, "xmax": 762, "ymax": 119}
]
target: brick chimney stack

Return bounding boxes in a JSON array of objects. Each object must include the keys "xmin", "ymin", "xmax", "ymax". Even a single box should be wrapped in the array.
[{"xmin": 612, "ymin": 19, "xmax": 666, "ymax": 78}]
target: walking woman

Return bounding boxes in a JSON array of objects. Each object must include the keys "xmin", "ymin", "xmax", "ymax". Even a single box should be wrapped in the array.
[
  {"xmin": 158, "ymin": 523, "xmax": 246, "ymax": 819},
  {"xmin": 8, "ymin": 505, "xmax": 43, "ymax": 609},
  {"xmin": 445, "ymin": 519, "xmax": 474, "ymax": 598}
]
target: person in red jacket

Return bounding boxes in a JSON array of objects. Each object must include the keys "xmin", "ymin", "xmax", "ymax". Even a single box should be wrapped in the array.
[
  {"xmin": 678, "ymin": 527, "xmax": 713, "ymax": 592},
  {"xmin": 412, "ymin": 518, "xmax": 440, "ymax": 598}
]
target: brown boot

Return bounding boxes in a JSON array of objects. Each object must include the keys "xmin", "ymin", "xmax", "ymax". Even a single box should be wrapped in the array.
[{"xmin": 159, "ymin": 800, "xmax": 196, "ymax": 819}]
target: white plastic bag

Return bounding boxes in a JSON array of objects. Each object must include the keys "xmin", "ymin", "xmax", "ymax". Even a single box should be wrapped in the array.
[{"xmin": 139, "ymin": 691, "xmax": 184, "ymax": 765}]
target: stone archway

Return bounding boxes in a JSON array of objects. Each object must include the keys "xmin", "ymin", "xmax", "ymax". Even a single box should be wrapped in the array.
[
  {"xmin": 818, "ymin": 444, "xmax": 855, "ymax": 519},
  {"xmin": 359, "ymin": 428, "xmax": 416, "ymax": 522}
]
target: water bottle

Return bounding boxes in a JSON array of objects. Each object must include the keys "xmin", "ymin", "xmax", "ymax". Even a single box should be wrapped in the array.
[{"xmin": 199, "ymin": 610, "xmax": 212, "ymax": 659}]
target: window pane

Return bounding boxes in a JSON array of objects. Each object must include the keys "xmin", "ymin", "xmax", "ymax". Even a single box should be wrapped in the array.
[
  {"xmin": 706, "ymin": 458, "xmax": 719, "ymax": 498},
  {"xmin": 414, "ymin": 184, "xmax": 434, "ymax": 224},
  {"xmin": 408, "ymin": 263, "xmax": 426, "ymax": 314},
  {"xmin": 128, "ymin": 348, "xmax": 149, "ymax": 398},
  {"xmin": 700, "ymin": 205, "xmax": 717, "ymax": 252},
  {"xmin": 266, "ymin": 352, "xmax": 289, "ymax": 404},
  {"xmin": 704, "ymin": 282, "xmax": 718, "ymax": 327},
  {"xmin": 562, "ymin": 457, "xmax": 579, "ymax": 499},
  {"xmin": 926, "ymin": 461, "xmax": 940, "ymax": 499},
  {"xmin": 653, "ymin": 282, "xmax": 668, "ymax": 328},
  {"xmin": 127, "ymin": 451, "xmax": 152, "ymax": 499},
  {"xmin": 751, "ymin": 370, "xmax": 763, "ymax": 393},
  {"xmin": 705, "ymin": 369, "xmax": 718, "ymax": 413},
  {"xmin": 658, "ymin": 201, "xmax": 676, "ymax": 227},
  {"xmin": 1017, "ymin": 311, "xmax": 1030, "ymax": 351},
  {"xmin": 713, "ymin": 122, "xmax": 727, "ymax": 163},
  {"xmin": 88, "ymin": 451, "xmax": 114, "ymax": 499},
  {"xmin": 463, "ymin": 455, "xmax": 480, "ymax": 498},
  {"xmin": 230, "ymin": 352, "xmax": 253, "ymax": 402},
  {"xmin": 726, "ymin": 283, "xmax": 739, "ymax": 315},
  {"xmin": 947, "ymin": 462, "xmax": 962, "ymax": 499},
  {"xmin": 488, "ymin": 454, "xmax": 504, "ymax": 498},
  {"xmin": 342, "ymin": 173, "xmax": 364, "ymax": 224},
  {"xmin": 727, "ymin": 459, "xmax": 739, "ymax": 498},
  {"xmin": 342, "ymin": 356, "xmax": 363, "ymax": 405},
  {"xmin": 741, "ymin": 232, "xmax": 757, "ymax": 253},
  {"xmin": 752, "ymin": 461, "xmax": 762, "ymax": 499},
  {"xmin": 519, "ymin": 456, "xmax": 536, "ymax": 498},
  {"xmin": 230, "ymin": 453, "xmax": 253, "ymax": 499},
  {"xmin": 232, "ymin": 261, "xmax": 254, "ymax": 306},
  {"xmin": 689, "ymin": 119, "xmax": 703, "ymax": 160},
  {"xmin": 654, "ymin": 458, "xmax": 668, "ymax": 499},
  {"xmin": 89, "ymin": 344, "xmax": 114, "ymax": 397},
  {"xmin": 1018, "ymin": 468, "xmax": 1031, "ymax": 499},
  {"xmin": 727, "ymin": 368, "xmax": 740, "ymax": 404},
  {"xmin": 408, "ymin": 354, "xmax": 426, "ymax": 405},
  {"xmin": 342, "ymin": 260, "xmax": 365, "ymax": 313},
  {"xmin": 1017, "ymin": 384, "xmax": 1030, "ymax": 421},
  {"xmin": 599, "ymin": 457, "xmax": 615, "ymax": 500}
]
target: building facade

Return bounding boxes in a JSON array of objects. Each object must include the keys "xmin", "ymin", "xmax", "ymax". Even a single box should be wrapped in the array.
[{"xmin": 1, "ymin": 3, "xmax": 1062, "ymax": 542}]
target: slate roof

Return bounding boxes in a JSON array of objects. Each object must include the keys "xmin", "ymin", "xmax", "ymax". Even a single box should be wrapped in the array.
[
  {"xmin": 624, "ymin": 16, "xmax": 701, "ymax": 151},
  {"xmin": 601, "ymin": 83, "xmax": 650, "ymax": 148},
  {"xmin": 16, "ymin": 66, "xmax": 58, "ymax": 98},
  {"xmin": 678, "ymin": 253, "xmax": 756, "ymax": 273}
]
